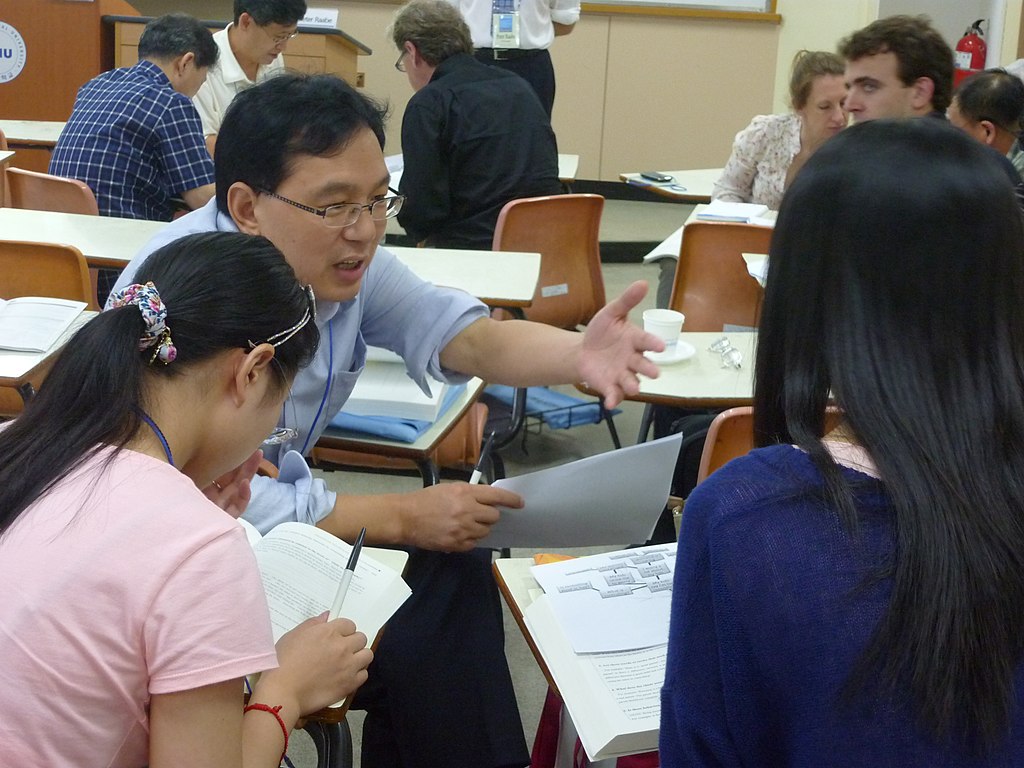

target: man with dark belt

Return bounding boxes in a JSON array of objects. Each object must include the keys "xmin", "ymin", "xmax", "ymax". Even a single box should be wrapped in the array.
[{"xmin": 445, "ymin": 0, "xmax": 579, "ymax": 117}]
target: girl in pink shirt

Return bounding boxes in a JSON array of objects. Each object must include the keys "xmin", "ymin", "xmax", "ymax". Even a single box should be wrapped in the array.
[{"xmin": 0, "ymin": 232, "xmax": 373, "ymax": 767}]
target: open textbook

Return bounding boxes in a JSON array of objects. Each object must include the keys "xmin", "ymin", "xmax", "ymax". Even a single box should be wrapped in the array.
[
  {"xmin": 477, "ymin": 433, "xmax": 682, "ymax": 548},
  {"xmin": 238, "ymin": 520, "xmax": 411, "ymax": 707},
  {"xmin": 0, "ymin": 296, "xmax": 87, "ymax": 352}
]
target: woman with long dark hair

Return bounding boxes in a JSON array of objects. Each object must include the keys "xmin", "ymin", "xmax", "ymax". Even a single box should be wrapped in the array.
[
  {"xmin": 661, "ymin": 119, "xmax": 1024, "ymax": 765},
  {"xmin": 0, "ymin": 232, "xmax": 373, "ymax": 767}
]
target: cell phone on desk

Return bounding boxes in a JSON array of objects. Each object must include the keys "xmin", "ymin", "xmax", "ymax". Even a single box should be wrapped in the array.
[{"xmin": 639, "ymin": 171, "xmax": 674, "ymax": 184}]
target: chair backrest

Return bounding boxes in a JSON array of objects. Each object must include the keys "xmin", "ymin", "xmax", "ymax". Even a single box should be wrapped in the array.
[
  {"xmin": 6, "ymin": 167, "xmax": 99, "ymax": 216},
  {"xmin": 0, "ymin": 239, "xmax": 94, "ymax": 417},
  {"xmin": 696, "ymin": 405, "xmax": 845, "ymax": 484},
  {"xmin": 492, "ymin": 194, "xmax": 606, "ymax": 329},
  {"xmin": 669, "ymin": 221, "xmax": 772, "ymax": 331},
  {"xmin": 0, "ymin": 239, "xmax": 93, "ymax": 305},
  {"xmin": 696, "ymin": 406, "xmax": 755, "ymax": 484}
]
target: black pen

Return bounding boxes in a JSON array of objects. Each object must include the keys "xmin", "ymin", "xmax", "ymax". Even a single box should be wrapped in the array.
[
  {"xmin": 469, "ymin": 432, "xmax": 496, "ymax": 485},
  {"xmin": 328, "ymin": 526, "xmax": 366, "ymax": 620}
]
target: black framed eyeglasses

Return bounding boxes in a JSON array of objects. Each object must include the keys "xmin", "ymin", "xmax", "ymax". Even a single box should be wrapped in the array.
[
  {"xmin": 258, "ymin": 188, "xmax": 406, "ymax": 228},
  {"xmin": 395, "ymin": 50, "xmax": 407, "ymax": 72}
]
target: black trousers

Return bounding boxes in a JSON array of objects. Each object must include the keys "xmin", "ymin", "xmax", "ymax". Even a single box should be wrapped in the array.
[
  {"xmin": 352, "ymin": 547, "xmax": 530, "ymax": 768},
  {"xmin": 474, "ymin": 48, "xmax": 556, "ymax": 118}
]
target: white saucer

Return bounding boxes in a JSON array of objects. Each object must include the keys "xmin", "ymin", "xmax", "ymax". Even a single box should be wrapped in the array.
[{"xmin": 645, "ymin": 339, "xmax": 696, "ymax": 365}]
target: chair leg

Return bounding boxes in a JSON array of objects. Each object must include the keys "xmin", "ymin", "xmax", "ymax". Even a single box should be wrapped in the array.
[
  {"xmin": 600, "ymin": 403, "xmax": 622, "ymax": 449},
  {"xmin": 636, "ymin": 404, "xmax": 654, "ymax": 444},
  {"xmin": 492, "ymin": 386, "xmax": 527, "ymax": 451},
  {"xmin": 303, "ymin": 719, "xmax": 353, "ymax": 768}
]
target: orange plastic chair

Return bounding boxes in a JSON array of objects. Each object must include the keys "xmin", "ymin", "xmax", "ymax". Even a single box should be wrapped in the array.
[
  {"xmin": 669, "ymin": 221, "xmax": 772, "ymax": 331},
  {"xmin": 0, "ymin": 239, "xmax": 94, "ymax": 416},
  {"xmin": 6, "ymin": 167, "xmax": 99, "ymax": 215},
  {"xmin": 490, "ymin": 193, "xmax": 618, "ymax": 449},
  {"xmin": 492, "ymin": 193, "xmax": 606, "ymax": 329},
  {"xmin": 695, "ymin": 406, "xmax": 844, "ymax": 485}
]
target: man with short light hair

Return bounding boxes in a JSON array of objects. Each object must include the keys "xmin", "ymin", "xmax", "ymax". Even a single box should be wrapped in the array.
[
  {"xmin": 839, "ymin": 15, "xmax": 954, "ymax": 123},
  {"xmin": 193, "ymin": 0, "xmax": 306, "ymax": 154},
  {"xmin": 391, "ymin": 0, "xmax": 560, "ymax": 249}
]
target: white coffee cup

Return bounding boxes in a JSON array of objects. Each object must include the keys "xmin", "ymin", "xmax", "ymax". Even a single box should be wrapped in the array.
[{"xmin": 642, "ymin": 309, "xmax": 685, "ymax": 353}]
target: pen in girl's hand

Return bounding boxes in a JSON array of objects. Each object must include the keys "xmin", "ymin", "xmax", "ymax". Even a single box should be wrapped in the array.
[{"xmin": 328, "ymin": 527, "xmax": 366, "ymax": 620}]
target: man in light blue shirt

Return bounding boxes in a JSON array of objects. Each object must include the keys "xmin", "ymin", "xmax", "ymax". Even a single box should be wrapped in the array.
[{"xmin": 112, "ymin": 72, "xmax": 660, "ymax": 768}]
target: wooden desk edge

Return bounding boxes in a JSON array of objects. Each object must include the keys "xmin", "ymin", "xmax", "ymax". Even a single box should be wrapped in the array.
[
  {"xmin": 493, "ymin": 560, "xmax": 561, "ymax": 699},
  {"xmin": 573, "ymin": 382, "xmax": 750, "ymax": 410}
]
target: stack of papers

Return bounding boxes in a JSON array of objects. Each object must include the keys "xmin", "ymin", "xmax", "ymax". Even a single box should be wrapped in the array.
[
  {"xmin": 343, "ymin": 346, "xmax": 450, "ymax": 422},
  {"xmin": 696, "ymin": 200, "xmax": 770, "ymax": 223},
  {"xmin": 523, "ymin": 544, "xmax": 677, "ymax": 761}
]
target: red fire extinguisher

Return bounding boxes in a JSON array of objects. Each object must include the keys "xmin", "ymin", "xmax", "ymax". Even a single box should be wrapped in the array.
[{"xmin": 954, "ymin": 19, "xmax": 987, "ymax": 88}]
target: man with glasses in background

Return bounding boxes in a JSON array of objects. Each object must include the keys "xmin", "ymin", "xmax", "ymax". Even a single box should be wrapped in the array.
[
  {"xmin": 194, "ymin": 0, "xmax": 306, "ymax": 156},
  {"xmin": 392, "ymin": 0, "xmax": 560, "ymax": 249},
  {"xmin": 110, "ymin": 72, "xmax": 661, "ymax": 768}
]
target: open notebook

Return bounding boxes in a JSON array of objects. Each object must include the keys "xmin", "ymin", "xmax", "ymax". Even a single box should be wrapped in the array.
[{"xmin": 0, "ymin": 297, "xmax": 86, "ymax": 352}]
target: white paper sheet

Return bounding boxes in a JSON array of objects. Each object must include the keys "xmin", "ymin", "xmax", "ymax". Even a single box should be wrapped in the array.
[
  {"xmin": 531, "ymin": 543, "xmax": 676, "ymax": 653},
  {"xmin": 477, "ymin": 433, "xmax": 682, "ymax": 549}
]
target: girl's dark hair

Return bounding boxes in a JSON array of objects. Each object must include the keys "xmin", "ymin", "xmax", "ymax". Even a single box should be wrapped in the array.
[
  {"xmin": 754, "ymin": 118, "xmax": 1024, "ymax": 750},
  {"xmin": 0, "ymin": 232, "xmax": 318, "ymax": 535}
]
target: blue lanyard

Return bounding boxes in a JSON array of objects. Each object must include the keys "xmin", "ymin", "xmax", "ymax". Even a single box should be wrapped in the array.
[{"xmin": 298, "ymin": 319, "xmax": 333, "ymax": 456}]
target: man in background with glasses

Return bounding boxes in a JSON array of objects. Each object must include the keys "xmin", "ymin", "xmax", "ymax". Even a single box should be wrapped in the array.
[
  {"xmin": 111, "ymin": 72, "xmax": 661, "ymax": 768},
  {"xmin": 391, "ymin": 0, "xmax": 560, "ymax": 249},
  {"xmin": 194, "ymin": 0, "xmax": 306, "ymax": 156}
]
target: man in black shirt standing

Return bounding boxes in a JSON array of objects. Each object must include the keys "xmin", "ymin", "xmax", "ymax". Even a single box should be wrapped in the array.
[{"xmin": 392, "ymin": 0, "xmax": 561, "ymax": 249}]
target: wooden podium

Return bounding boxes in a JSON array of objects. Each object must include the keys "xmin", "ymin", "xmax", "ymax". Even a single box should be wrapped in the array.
[
  {"xmin": 109, "ymin": 17, "xmax": 371, "ymax": 88},
  {"xmin": 0, "ymin": 0, "xmax": 140, "ymax": 171}
]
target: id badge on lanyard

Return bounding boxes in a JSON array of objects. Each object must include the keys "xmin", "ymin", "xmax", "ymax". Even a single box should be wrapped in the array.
[{"xmin": 491, "ymin": 0, "xmax": 520, "ymax": 49}]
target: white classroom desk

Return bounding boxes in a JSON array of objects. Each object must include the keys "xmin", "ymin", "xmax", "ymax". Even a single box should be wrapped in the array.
[
  {"xmin": 0, "ymin": 311, "xmax": 95, "ymax": 402},
  {"xmin": 619, "ymin": 168, "xmax": 723, "ymax": 204},
  {"xmin": 0, "ymin": 208, "xmax": 165, "ymax": 269},
  {"xmin": 580, "ymin": 331, "xmax": 755, "ymax": 410},
  {"xmin": 0, "ymin": 119, "xmax": 65, "ymax": 148},
  {"xmin": 558, "ymin": 153, "xmax": 579, "ymax": 185},
  {"xmin": 0, "ymin": 209, "xmax": 542, "ymax": 311},
  {"xmin": 387, "ymin": 245, "xmax": 539, "ymax": 309}
]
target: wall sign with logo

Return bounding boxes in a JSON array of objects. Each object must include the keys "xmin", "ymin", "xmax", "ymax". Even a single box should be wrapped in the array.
[{"xmin": 0, "ymin": 21, "xmax": 27, "ymax": 83}]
